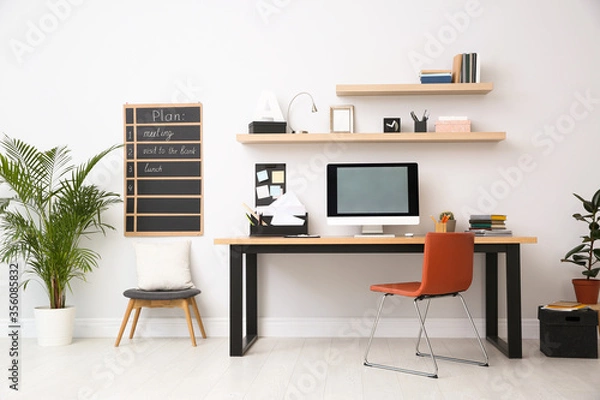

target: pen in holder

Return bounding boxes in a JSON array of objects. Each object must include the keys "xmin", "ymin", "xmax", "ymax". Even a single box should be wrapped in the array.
[
  {"xmin": 414, "ymin": 120, "xmax": 427, "ymax": 132},
  {"xmin": 431, "ymin": 214, "xmax": 448, "ymax": 233},
  {"xmin": 411, "ymin": 109, "xmax": 429, "ymax": 133},
  {"xmin": 434, "ymin": 221, "xmax": 447, "ymax": 232}
]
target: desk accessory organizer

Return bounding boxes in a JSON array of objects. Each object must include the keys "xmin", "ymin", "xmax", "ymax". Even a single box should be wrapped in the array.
[
  {"xmin": 249, "ymin": 214, "xmax": 308, "ymax": 236},
  {"xmin": 248, "ymin": 121, "xmax": 287, "ymax": 134}
]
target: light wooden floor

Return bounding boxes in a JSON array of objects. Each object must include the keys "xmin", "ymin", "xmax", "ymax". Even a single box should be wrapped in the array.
[{"xmin": 0, "ymin": 336, "xmax": 598, "ymax": 399}]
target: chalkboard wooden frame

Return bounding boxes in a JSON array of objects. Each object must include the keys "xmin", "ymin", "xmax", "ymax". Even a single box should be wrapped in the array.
[{"xmin": 124, "ymin": 103, "xmax": 203, "ymax": 236}]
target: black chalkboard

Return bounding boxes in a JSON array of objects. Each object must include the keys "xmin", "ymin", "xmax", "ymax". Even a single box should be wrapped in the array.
[
  {"xmin": 136, "ymin": 198, "xmax": 201, "ymax": 214},
  {"xmin": 136, "ymin": 216, "xmax": 201, "ymax": 232},
  {"xmin": 136, "ymin": 125, "xmax": 201, "ymax": 142},
  {"xmin": 136, "ymin": 107, "xmax": 201, "ymax": 124},
  {"xmin": 124, "ymin": 103, "xmax": 203, "ymax": 236},
  {"xmin": 136, "ymin": 161, "xmax": 201, "ymax": 177},
  {"xmin": 136, "ymin": 143, "xmax": 201, "ymax": 159},
  {"xmin": 137, "ymin": 179, "xmax": 201, "ymax": 195}
]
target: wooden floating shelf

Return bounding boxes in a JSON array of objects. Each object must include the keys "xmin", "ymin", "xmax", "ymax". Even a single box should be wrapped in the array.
[
  {"xmin": 236, "ymin": 132, "xmax": 505, "ymax": 144},
  {"xmin": 336, "ymin": 82, "xmax": 493, "ymax": 96}
]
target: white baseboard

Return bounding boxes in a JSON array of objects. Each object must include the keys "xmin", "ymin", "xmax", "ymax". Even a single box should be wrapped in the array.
[{"xmin": 3, "ymin": 317, "xmax": 540, "ymax": 340}]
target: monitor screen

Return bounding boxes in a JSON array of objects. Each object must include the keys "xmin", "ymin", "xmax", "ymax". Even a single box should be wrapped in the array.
[{"xmin": 326, "ymin": 163, "xmax": 420, "ymax": 235}]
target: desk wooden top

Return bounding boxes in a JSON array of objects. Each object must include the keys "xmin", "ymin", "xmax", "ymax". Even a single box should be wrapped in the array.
[{"xmin": 214, "ymin": 236, "xmax": 538, "ymax": 246}]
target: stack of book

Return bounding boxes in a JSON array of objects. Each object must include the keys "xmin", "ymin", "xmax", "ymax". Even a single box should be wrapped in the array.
[
  {"xmin": 419, "ymin": 69, "xmax": 452, "ymax": 84},
  {"xmin": 468, "ymin": 214, "xmax": 512, "ymax": 236},
  {"xmin": 451, "ymin": 53, "xmax": 479, "ymax": 83}
]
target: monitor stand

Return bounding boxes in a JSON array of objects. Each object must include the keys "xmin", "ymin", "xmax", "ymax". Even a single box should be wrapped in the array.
[{"xmin": 354, "ymin": 225, "xmax": 395, "ymax": 238}]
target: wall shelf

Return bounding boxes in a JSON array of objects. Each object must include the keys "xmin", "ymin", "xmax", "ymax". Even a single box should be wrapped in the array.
[
  {"xmin": 236, "ymin": 132, "xmax": 505, "ymax": 144},
  {"xmin": 336, "ymin": 82, "xmax": 493, "ymax": 96}
]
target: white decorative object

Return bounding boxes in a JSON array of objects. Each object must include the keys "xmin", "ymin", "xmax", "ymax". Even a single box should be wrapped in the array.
[
  {"xmin": 34, "ymin": 306, "xmax": 76, "ymax": 346},
  {"xmin": 253, "ymin": 90, "xmax": 285, "ymax": 121},
  {"xmin": 134, "ymin": 241, "xmax": 194, "ymax": 290}
]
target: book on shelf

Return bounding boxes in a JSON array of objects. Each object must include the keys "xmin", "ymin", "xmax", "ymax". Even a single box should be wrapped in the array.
[
  {"xmin": 420, "ymin": 75, "xmax": 452, "ymax": 84},
  {"xmin": 453, "ymin": 52, "xmax": 479, "ymax": 83},
  {"xmin": 542, "ymin": 301, "xmax": 588, "ymax": 311},
  {"xmin": 419, "ymin": 71, "xmax": 452, "ymax": 84},
  {"xmin": 420, "ymin": 69, "xmax": 452, "ymax": 74}
]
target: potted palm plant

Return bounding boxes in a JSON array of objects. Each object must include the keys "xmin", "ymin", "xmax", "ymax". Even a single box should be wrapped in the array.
[
  {"xmin": 561, "ymin": 188, "xmax": 600, "ymax": 304},
  {"xmin": 0, "ymin": 136, "xmax": 121, "ymax": 345}
]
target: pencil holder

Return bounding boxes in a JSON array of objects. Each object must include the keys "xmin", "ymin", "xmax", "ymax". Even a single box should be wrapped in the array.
[
  {"xmin": 434, "ymin": 221, "xmax": 447, "ymax": 232},
  {"xmin": 414, "ymin": 120, "xmax": 427, "ymax": 132}
]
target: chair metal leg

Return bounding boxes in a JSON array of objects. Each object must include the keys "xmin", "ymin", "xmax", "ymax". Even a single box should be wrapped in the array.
[
  {"xmin": 364, "ymin": 294, "xmax": 438, "ymax": 378},
  {"xmin": 364, "ymin": 293, "xmax": 489, "ymax": 378},
  {"xmin": 414, "ymin": 298, "xmax": 432, "ymax": 356},
  {"xmin": 415, "ymin": 294, "xmax": 489, "ymax": 367},
  {"xmin": 457, "ymin": 293, "xmax": 489, "ymax": 366}
]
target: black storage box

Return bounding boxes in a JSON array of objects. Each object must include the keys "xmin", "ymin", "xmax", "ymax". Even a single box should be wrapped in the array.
[
  {"xmin": 250, "ymin": 214, "xmax": 308, "ymax": 236},
  {"xmin": 538, "ymin": 306, "xmax": 598, "ymax": 358},
  {"xmin": 248, "ymin": 121, "xmax": 287, "ymax": 134}
]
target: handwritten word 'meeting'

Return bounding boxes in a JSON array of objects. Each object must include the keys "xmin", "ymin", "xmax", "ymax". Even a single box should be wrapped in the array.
[{"xmin": 140, "ymin": 127, "xmax": 175, "ymax": 141}]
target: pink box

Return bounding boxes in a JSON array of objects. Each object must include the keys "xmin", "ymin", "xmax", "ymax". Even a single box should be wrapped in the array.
[{"xmin": 435, "ymin": 120, "xmax": 471, "ymax": 132}]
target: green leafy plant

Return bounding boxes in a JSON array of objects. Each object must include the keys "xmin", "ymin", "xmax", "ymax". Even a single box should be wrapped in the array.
[
  {"xmin": 0, "ymin": 136, "xmax": 122, "ymax": 308},
  {"xmin": 561, "ymin": 189, "xmax": 600, "ymax": 279},
  {"xmin": 439, "ymin": 211, "xmax": 455, "ymax": 221}
]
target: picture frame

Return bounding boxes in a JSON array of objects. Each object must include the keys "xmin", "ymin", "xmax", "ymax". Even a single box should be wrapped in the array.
[{"xmin": 330, "ymin": 105, "xmax": 354, "ymax": 133}]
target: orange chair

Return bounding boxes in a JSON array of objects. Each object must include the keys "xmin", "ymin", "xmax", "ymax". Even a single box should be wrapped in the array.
[{"xmin": 363, "ymin": 232, "xmax": 488, "ymax": 378}]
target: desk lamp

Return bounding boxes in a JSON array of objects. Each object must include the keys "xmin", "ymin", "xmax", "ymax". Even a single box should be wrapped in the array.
[{"xmin": 286, "ymin": 92, "xmax": 318, "ymax": 133}]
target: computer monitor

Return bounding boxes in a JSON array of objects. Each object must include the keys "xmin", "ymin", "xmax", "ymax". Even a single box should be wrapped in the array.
[{"xmin": 326, "ymin": 162, "xmax": 420, "ymax": 236}]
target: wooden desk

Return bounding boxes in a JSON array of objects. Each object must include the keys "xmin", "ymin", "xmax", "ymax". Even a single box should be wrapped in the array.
[{"xmin": 214, "ymin": 235, "xmax": 537, "ymax": 358}]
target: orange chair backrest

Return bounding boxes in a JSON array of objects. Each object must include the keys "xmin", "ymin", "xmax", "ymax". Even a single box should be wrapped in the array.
[{"xmin": 419, "ymin": 232, "xmax": 475, "ymax": 295}]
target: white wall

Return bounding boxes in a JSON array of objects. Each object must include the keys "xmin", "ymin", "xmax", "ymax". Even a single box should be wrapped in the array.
[{"xmin": 1, "ymin": 0, "xmax": 599, "ymax": 338}]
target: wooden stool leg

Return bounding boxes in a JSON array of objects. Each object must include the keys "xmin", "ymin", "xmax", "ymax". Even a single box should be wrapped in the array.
[
  {"xmin": 182, "ymin": 299, "xmax": 197, "ymax": 347},
  {"xmin": 115, "ymin": 300, "xmax": 135, "ymax": 347},
  {"xmin": 129, "ymin": 305, "xmax": 142, "ymax": 339},
  {"xmin": 190, "ymin": 297, "xmax": 207, "ymax": 339}
]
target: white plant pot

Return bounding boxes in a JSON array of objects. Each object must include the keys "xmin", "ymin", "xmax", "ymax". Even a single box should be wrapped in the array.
[{"xmin": 34, "ymin": 306, "xmax": 76, "ymax": 346}]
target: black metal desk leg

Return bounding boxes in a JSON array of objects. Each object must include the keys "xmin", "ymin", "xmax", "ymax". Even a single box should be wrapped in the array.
[
  {"xmin": 230, "ymin": 246, "xmax": 244, "ymax": 356},
  {"xmin": 505, "ymin": 244, "xmax": 522, "ymax": 358},
  {"xmin": 485, "ymin": 252, "xmax": 498, "ymax": 338},
  {"xmin": 246, "ymin": 253, "xmax": 258, "ymax": 341}
]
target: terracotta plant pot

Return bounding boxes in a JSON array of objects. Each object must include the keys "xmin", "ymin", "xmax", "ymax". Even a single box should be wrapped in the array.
[{"xmin": 572, "ymin": 278, "xmax": 600, "ymax": 304}]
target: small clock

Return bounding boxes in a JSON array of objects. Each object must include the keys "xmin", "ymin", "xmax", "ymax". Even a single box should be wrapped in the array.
[{"xmin": 383, "ymin": 117, "xmax": 401, "ymax": 133}]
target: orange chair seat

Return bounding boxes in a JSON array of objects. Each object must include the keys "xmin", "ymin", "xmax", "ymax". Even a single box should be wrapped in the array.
[{"xmin": 370, "ymin": 282, "xmax": 421, "ymax": 297}]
